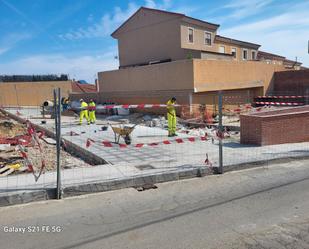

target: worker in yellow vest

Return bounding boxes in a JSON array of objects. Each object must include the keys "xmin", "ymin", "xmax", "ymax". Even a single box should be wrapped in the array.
[
  {"xmin": 88, "ymin": 99, "xmax": 96, "ymax": 124},
  {"xmin": 79, "ymin": 99, "xmax": 90, "ymax": 125},
  {"xmin": 166, "ymin": 97, "xmax": 177, "ymax": 137}
]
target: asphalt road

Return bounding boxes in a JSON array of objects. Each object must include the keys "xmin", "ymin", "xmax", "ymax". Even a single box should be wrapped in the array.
[{"xmin": 1, "ymin": 159, "xmax": 309, "ymax": 249}]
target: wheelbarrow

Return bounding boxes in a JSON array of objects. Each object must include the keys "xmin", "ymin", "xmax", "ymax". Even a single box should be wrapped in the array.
[{"xmin": 110, "ymin": 124, "xmax": 138, "ymax": 145}]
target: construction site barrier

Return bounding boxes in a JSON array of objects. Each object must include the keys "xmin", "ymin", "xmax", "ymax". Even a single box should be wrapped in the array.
[
  {"xmin": 257, "ymin": 95, "xmax": 305, "ymax": 99},
  {"xmin": 255, "ymin": 102, "xmax": 303, "ymax": 106},
  {"xmin": 85, "ymin": 136, "xmax": 208, "ymax": 149},
  {"xmin": 72, "ymin": 103, "xmax": 181, "ymax": 112}
]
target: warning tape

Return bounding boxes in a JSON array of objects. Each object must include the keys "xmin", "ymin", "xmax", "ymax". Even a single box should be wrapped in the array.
[
  {"xmin": 223, "ymin": 96, "xmax": 244, "ymax": 99},
  {"xmin": 86, "ymin": 136, "xmax": 208, "ymax": 149},
  {"xmin": 257, "ymin": 95, "xmax": 305, "ymax": 99},
  {"xmin": 82, "ymin": 104, "xmax": 181, "ymax": 111},
  {"xmin": 0, "ymin": 135, "xmax": 32, "ymax": 146},
  {"xmin": 18, "ymin": 144, "xmax": 34, "ymax": 173},
  {"xmin": 255, "ymin": 101, "xmax": 303, "ymax": 106},
  {"xmin": 14, "ymin": 121, "xmax": 46, "ymax": 182}
]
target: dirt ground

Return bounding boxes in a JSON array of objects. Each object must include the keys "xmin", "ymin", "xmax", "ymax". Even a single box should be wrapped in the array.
[
  {"xmin": 0, "ymin": 120, "xmax": 25, "ymax": 138},
  {"xmin": 0, "ymin": 112, "xmax": 90, "ymax": 175}
]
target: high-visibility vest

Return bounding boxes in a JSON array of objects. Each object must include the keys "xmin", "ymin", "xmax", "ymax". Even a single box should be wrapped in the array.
[
  {"xmin": 88, "ymin": 101, "xmax": 96, "ymax": 111},
  {"xmin": 81, "ymin": 101, "xmax": 88, "ymax": 110},
  {"xmin": 166, "ymin": 100, "xmax": 176, "ymax": 116}
]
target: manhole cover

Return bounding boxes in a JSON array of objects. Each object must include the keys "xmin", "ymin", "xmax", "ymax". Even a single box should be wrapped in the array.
[{"xmin": 135, "ymin": 164, "xmax": 155, "ymax": 171}]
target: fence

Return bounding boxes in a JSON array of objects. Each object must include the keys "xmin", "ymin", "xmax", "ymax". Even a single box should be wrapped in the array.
[{"xmin": 0, "ymin": 88, "xmax": 309, "ymax": 204}]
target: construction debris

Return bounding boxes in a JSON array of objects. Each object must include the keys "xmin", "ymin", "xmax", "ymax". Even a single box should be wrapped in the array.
[{"xmin": 0, "ymin": 112, "xmax": 90, "ymax": 176}]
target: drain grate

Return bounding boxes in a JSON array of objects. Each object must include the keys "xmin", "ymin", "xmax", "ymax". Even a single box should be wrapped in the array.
[
  {"xmin": 135, "ymin": 164, "xmax": 155, "ymax": 171},
  {"xmin": 135, "ymin": 184, "xmax": 158, "ymax": 191}
]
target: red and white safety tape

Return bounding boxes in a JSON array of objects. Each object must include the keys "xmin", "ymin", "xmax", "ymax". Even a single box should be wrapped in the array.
[
  {"xmin": 257, "ymin": 95, "xmax": 304, "ymax": 99},
  {"xmin": 18, "ymin": 144, "xmax": 34, "ymax": 173},
  {"xmin": 223, "ymin": 96, "xmax": 244, "ymax": 99},
  {"xmin": 16, "ymin": 121, "xmax": 46, "ymax": 182},
  {"xmin": 86, "ymin": 136, "xmax": 208, "ymax": 149},
  {"xmin": 255, "ymin": 101, "xmax": 303, "ymax": 106},
  {"xmin": 85, "ymin": 104, "xmax": 180, "ymax": 111}
]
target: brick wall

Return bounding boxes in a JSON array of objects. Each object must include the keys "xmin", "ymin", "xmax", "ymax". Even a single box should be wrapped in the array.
[
  {"xmin": 241, "ymin": 106, "xmax": 309, "ymax": 145},
  {"xmin": 273, "ymin": 69, "xmax": 309, "ymax": 95}
]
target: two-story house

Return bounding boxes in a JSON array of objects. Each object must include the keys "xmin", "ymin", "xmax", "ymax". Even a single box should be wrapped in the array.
[
  {"xmin": 112, "ymin": 7, "xmax": 261, "ymax": 69},
  {"xmin": 97, "ymin": 7, "xmax": 294, "ymax": 107}
]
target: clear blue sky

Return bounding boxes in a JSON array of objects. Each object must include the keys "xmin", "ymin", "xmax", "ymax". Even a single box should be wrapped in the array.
[{"xmin": 0, "ymin": 0, "xmax": 308, "ymax": 83}]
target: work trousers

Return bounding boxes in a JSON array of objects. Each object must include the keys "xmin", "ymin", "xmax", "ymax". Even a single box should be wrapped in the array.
[
  {"xmin": 80, "ymin": 110, "xmax": 90, "ymax": 124},
  {"xmin": 89, "ymin": 111, "xmax": 96, "ymax": 123},
  {"xmin": 167, "ymin": 114, "xmax": 176, "ymax": 135}
]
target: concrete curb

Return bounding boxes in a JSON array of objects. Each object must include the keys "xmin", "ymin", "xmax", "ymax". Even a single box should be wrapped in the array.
[
  {"xmin": 63, "ymin": 167, "xmax": 210, "ymax": 197},
  {"xmin": 0, "ymin": 167, "xmax": 210, "ymax": 206},
  {"xmin": 0, "ymin": 189, "xmax": 56, "ymax": 207}
]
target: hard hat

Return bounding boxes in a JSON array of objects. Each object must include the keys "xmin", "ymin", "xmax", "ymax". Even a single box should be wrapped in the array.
[
  {"xmin": 80, "ymin": 98, "xmax": 83, "ymax": 102},
  {"xmin": 171, "ymin": 97, "xmax": 176, "ymax": 101}
]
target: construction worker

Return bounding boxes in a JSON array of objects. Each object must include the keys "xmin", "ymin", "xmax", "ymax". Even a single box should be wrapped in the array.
[
  {"xmin": 79, "ymin": 99, "xmax": 90, "ymax": 125},
  {"xmin": 166, "ymin": 97, "xmax": 177, "ymax": 137},
  {"xmin": 62, "ymin": 97, "xmax": 70, "ymax": 111},
  {"xmin": 88, "ymin": 99, "xmax": 96, "ymax": 124}
]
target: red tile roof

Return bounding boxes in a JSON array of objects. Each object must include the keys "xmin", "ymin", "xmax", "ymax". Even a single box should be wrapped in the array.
[
  {"xmin": 257, "ymin": 51, "xmax": 286, "ymax": 60},
  {"xmin": 215, "ymin": 35, "xmax": 260, "ymax": 49},
  {"xmin": 71, "ymin": 82, "xmax": 97, "ymax": 93}
]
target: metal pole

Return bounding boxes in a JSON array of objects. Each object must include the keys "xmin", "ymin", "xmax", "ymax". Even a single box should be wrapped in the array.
[
  {"xmin": 218, "ymin": 91, "xmax": 223, "ymax": 174},
  {"xmin": 42, "ymin": 105, "xmax": 45, "ymax": 119},
  {"xmin": 53, "ymin": 89, "xmax": 59, "ymax": 198},
  {"xmin": 56, "ymin": 88, "xmax": 62, "ymax": 199},
  {"xmin": 53, "ymin": 89, "xmax": 58, "ymax": 137}
]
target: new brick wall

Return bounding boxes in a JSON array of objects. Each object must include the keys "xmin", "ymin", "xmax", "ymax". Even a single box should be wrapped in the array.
[
  {"xmin": 273, "ymin": 69, "xmax": 309, "ymax": 95},
  {"xmin": 241, "ymin": 106, "xmax": 309, "ymax": 146}
]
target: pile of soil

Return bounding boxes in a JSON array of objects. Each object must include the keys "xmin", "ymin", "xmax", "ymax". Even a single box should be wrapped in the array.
[
  {"xmin": 0, "ymin": 121, "xmax": 25, "ymax": 138},
  {"xmin": 0, "ymin": 112, "xmax": 90, "ymax": 174}
]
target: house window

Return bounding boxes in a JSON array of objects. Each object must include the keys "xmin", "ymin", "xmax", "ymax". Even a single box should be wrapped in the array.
[
  {"xmin": 231, "ymin": 47, "xmax": 237, "ymax": 58},
  {"xmin": 251, "ymin": 50, "xmax": 256, "ymax": 60},
  {"xmin": 219, "ymin": 46, "xmax": 225, "ymax": 53},
  {"xmin": 188, "ymin": 28, "xmax": 194, "ymax": 43},
  {"xmin": 242, "ymin": 49, "xmax": 248, "ymax": 60},
  {"xmin": 204, "ymin": 32, "xmax": 212, "ymax": 46}
]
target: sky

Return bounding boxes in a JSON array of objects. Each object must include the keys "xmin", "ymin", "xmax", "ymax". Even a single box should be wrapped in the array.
[{"xmin": 0, "ymin": 0, "xmax": 308, "ymax": 83}]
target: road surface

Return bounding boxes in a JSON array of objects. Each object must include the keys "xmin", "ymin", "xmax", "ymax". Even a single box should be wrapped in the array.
[{"xmin": 1, "ymin": 159, "xmax": 309, "ymax": 249}]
